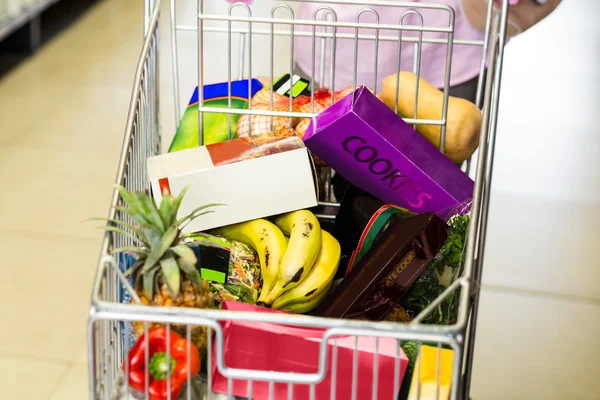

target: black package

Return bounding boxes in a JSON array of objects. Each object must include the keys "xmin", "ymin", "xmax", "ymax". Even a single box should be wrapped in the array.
[{"xmin": 333, "ymin": 184, "xmax": 415, "ymax": 278}]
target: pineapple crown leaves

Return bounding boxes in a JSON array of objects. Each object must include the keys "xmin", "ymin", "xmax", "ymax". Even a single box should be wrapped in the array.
[{"xmin": 98, "ymin": 184, "xmax": 223, "ymax": 299}]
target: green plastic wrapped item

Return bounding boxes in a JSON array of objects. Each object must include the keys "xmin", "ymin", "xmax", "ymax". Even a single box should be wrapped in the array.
[
  {"xmin": 400, "ymin": 213, "xmax": 470, "ymax": 325},
  {"xmin": 169, "ymin": 79, "xmax": 263, "ymax": 152},
  {"xmin": 187, "ymin": 232, "xmax": 262, "ymax": 306}
]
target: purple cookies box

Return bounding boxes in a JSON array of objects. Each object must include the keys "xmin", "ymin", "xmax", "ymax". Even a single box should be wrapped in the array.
[{"xmin": 303, "ymin": 86, "xmax": 474, "ymax": 216}]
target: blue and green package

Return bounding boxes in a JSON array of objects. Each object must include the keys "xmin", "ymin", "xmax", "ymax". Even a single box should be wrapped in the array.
[{"xmin": 168, "ymin": 79, "xmax": 263, "ymax": 152}]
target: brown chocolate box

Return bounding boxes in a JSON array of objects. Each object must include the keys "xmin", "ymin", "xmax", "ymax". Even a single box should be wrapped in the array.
[{"xmin": 316, "ymin": 212, "xmax": 448, "ymax": 321}]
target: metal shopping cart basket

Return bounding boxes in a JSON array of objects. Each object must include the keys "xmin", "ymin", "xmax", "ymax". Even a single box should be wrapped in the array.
[{"xmin": 88, "ymin": 0, "xmax": 510, "ymax": 399}]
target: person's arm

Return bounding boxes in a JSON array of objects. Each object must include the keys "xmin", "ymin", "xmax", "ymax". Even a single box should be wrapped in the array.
[{"xmin": 461, "ymin": 0, "xmax": 561, "ymax": 37}]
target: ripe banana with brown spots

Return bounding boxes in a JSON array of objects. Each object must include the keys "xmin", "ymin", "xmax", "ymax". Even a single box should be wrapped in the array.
[
  {"xmin": 212, "ymin": 219, "xmax": 287, "ymax": 304},
  {"xmin": 271, "ymin": 230, "xmax": 340, "ymax": 310},
  {"xmin": 278, "ymin": 281, "xmax": 333, "ymax": 314},
  {"xmin": 263, "ymin": 210, "xmax": 321, "ymax": 305}
]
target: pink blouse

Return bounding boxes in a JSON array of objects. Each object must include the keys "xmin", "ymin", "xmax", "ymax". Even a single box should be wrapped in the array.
[{"xmin": 294, "ymin": 0, "xmax": 487, "ymax": 92}]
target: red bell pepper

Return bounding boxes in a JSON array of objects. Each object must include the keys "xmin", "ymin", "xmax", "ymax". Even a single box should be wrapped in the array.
[{"xmin": 125, "ymin": 327, "xmax": 200, "ymax": 400}]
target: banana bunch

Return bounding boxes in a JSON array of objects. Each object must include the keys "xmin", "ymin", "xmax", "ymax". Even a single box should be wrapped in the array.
[{"xmin": 212, "ymin": 210, "xmax": 340, "ymax": 313}]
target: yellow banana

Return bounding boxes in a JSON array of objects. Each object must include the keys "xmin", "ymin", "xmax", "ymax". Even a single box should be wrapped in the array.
[
  {"xmin": 212, "ymin": 219, "xmax": 287, "ymax": 304},
  {"xmin": 263, "ymin": 210, "xmax": 322, "ymax": 305},
  {"xmin": 272, "ymin": 231, "xmax": 340, "ymax": 310},
  {"xmin": 279, "ymin": 281, "xmax": 333, "ymax": 314}
]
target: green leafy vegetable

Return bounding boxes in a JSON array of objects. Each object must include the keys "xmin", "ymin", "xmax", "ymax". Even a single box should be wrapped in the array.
[{"xmin": 400, "ymin": 214, "xmax": 470, "ymax": 325}]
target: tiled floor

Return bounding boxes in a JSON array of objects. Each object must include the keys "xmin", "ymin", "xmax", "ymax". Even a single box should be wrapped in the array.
[{"xmin": 0, "ymin": 0, "xmax": 598, "ymax": 399}]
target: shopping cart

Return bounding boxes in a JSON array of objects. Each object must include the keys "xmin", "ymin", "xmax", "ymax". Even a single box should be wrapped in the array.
[{"xmin": 88, "ymin": 0, "xmax": 509, "ymax": 399}]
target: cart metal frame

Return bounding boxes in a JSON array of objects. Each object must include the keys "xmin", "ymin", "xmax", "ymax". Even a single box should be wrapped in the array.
[{"xmin": 88, "ymin": 1, "xmax": 510, "ymax": 398}]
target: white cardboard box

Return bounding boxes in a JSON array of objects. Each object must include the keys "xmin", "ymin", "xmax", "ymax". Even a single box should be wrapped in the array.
[{"xmin": 147, "ymin": 140, "xmax": 318, "ymax": 233}]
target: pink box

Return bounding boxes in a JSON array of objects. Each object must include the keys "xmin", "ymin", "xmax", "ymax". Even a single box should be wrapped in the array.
[{"xmin": 211, "ymin": 301, "xmax": 409, "ymax": 400}]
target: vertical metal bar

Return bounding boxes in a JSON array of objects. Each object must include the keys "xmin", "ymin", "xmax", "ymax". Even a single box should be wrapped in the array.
[
  {"xmin": 318, "ymin": 12, "xmax": 329, "ymax": 88},
  {"xmin": 311, "ymin": 20, "xmax": 317, "ymax": 112},
  {"xmin": 145, "ymin": 322, "xmax": 150, "ymax": 399},
  {"xmin": 371, "ymin": 337, "xmax": 379, "ymax": 400},
  {"xmin": 467, "ymin": 0, "xmax": 495, "ymax": 177},
  {"xmin": 227, "ymin": 14, "xmax": 233, "ymax": 140},
  {"xmin": 144, "ymin": 0, "xmax": 151, "ymax": 36},
  {"xmin": 394, "ymin": 24, "xmax": 403, "ymax": 114},
  {"xmin": 247, "ymin": 380, "xmax": 253, "ymax": 400},
  {"xmin": 247, "ymin": 14, "xmax": 253, "ymax": 136},
  {"xmin": 476, "ymin": 0, "xmax": 495, "ymax": 109},
  {"xmin": 198, "ymin": 0, "xmax": 205, "ymax": 146},
  {"xmin": 228, "ymin": 378, "xmax": 233, "ymax": 400},
  {"xmin": 416, "ymin": 341, "xmax": 422, "ymax": 399},
  {"xmin": 400, "ymin": 11, "xmax": 423, "ymax": 130},
  {"xmin": 187, "ymin": 326, "xmax": 192, "ymax": 400},
  {"xmin": 269, "ymin": 10, "xmax": 276, "ymax": 132},
  {"xmin": 370, "ymin": 11, "xmax": 380, "ymax": 92},
  {"xmin": 166, "ymin": 324, "xmax": 172, "ymax": 400},
  {"xmin": 450, "ymin": 345, "xmax": 463, "ymax": 400},
  {"xmin": 155, "ymin": 25, "xmax": 162, "ymax": 155},
  {"xmin": 288, "ymin": 382, "xmax": 293, "ymax": 400},
  {"xmin": 329, "ymin": 13, "xmax": 338, "ymax": 101},
  {"xmin": 207, "ymin": 327, "xmax": 213, "ymax": 400},
  {"xmin": 269, "ymin": 380, "xmax": 275, "ymax": 400},
  {"xmin": 351, "ymin": 336, "xmax": 359, "ymax": 400},
  {"xmin": 440, "ymin": 8, "xmax": 455, "ymax": 155},
  {"xmin": 289, "ymin": 11, "xmax": 295, "ymax": 127},
  {"xmin": 123, "ymin": 322, "xmax": 129, "ymax": 397},
  {"xmin": 352, "ymin": 18, "xmax": 359, "ymax": 93},
  {"xmin": 463, "ymin": 3, "xmax": 508, "ymax": 395},
  {"xmin": 88, "ymin": 318, "xmax": 97, "ymax": 400},
  {"xmin": 436, "ymin": 343, "xmax": 442, "ymax": 400},
  {"xmin": 239, "ymin": 33, "xmax": 246, "ymax": 80},
  {"xmin": 330, "ymin": 336, "xmax": 338, "ymax": 400},
  {"xmin": 170, "ymin": 0, "xmax": 181, "ymax": 126},
  {"xmin": 393, "ymin": 340, "xmax": 401, "ymax": 399}
]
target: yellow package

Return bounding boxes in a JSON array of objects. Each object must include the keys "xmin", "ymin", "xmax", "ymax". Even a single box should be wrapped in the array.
[{"xmin": 408, "ymin": 345, "xmax": 454, "ymax": 400}]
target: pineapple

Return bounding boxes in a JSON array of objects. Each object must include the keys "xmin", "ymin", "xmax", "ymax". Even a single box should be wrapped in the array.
[{"xmin": 107, "ymin": 184, "xmax": 219, "ymax": 352}]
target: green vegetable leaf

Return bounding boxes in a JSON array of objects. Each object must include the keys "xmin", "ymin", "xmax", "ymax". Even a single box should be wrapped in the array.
[
  {"xmin": 177, "ymin": 256, "xmax": 203, "ymax": 291},
  {"xmin": 143, "ymin": 265, "xmax": 159, "ymax": 299},
  {"xmin": 142, "ymin": 225, "xmax": 178, "ymax": 274},
  {"xmin": 139, "ymin": 223, "xmax": 164, "ymax": 248},
  {"xmin": 112, "ymin": 246, "xmax": 149, "ymax": 255},
  {"xmin": 170, "ymin": 185, "xmax": 191, "ymax": 225},
  {"xmin": 176, "ymin": 204, "xmax": 224, "ymax": 227},
  {"xmin": 135, "ymin": 193, "xmax": 166, "ymax": 233},
  {"xmin": 223, "ymin": 283, "xmax": 256, "ymax": 303},
  {"xmin": 171, "ymin": 244, "xmax": 198, "ymax": 266},
  {"xmin": 158, "ymin": 190, "xmax": 173, "ymax": 228},
  {"xmin": 126, "ymin": 259, "xmax": 145, "ymax": 277},
  {"xmin": 400, "ymin": 214, "xmax": 470, "ymax": 325},
  {"xmin": 114, "ymin": 186, "xmax": 152, "ymax": 226},
  {"xmin": 160, "ymin": 256, "xmax": 181, "ymax": 297},
  {"xmin": 105, "ymin": 226, "xmax": 147, "ymax": 247},
  {"xmin": 91, "ymin": 218, "xmax": 152, "ymax": 247}
]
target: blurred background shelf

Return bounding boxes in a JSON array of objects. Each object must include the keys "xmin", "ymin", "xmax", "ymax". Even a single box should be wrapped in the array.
[
  {"xmin": 0, "ymin": 0, "xmax": 96, "ymax": 77},
  {"xmin": 0, "ymin": 0, "xmax": 62, "ymax": 44}
]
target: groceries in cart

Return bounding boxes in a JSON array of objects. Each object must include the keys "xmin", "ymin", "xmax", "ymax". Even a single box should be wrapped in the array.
[
  {"xmin": 212, "ymin": 300, "xmax": 409, "ymax": 400},
  {"xmin": 169, "ymin": 79, "xmax": 264, "ymax": 152},
  {"xmin": 303, "ymin": 86, "xmax": 474, "ymax": 214},
  {"xmin": 315, "ymin": 212, "xmax": 449, "ymax": 321},
  {"xmin": 108, "ymin": 72, "xmax": 479, "ymax": 400},
  {"xmin": 381, "ymin": 72, "xmax": 483, "ymax": 165},
  {"xmin": 186, "ymin": 232, "xmax": 263, "ymax": 305},
  {"xmin": 124, "ymin": 327, "xmax": 201, "ymax": 400},
  {"xmin": 147, "ymin": 129, "xmax": 318, "ymax": 233}
]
